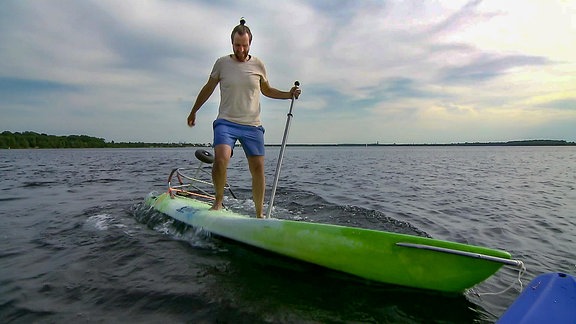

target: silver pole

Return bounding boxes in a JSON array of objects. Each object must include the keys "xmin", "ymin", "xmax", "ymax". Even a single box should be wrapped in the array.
[
  {"xmin": 396, "ymin": 242, "xmax": 524, "ymax": 267},
  {"xmin": 266, "ymin": 81, "xmax": 300, "ymax": 218}
]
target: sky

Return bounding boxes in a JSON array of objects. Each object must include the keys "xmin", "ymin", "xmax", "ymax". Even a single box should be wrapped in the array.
[{"xmin": 1, "ymin": 0, "xmax": 575, "ymax": 144}]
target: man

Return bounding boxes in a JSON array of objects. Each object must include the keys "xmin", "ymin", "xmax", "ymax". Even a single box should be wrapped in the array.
[{"xmin": 187, "ymin": 19, "xmax": 301, "ymax": 218}]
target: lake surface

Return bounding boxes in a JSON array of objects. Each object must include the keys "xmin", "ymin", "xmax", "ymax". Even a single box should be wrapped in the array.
[{"xmin": 1, "ymin": 146, "xmax": 575, "ymax": 323}]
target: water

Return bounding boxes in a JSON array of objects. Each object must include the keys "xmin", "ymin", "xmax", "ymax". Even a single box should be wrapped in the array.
[{"xmin": 1, "ymin": 146, "xmax": 575, "ymax": 323}]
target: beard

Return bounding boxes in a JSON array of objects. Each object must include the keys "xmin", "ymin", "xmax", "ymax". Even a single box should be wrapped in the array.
[{"xmin": 234, "ymin": 51, "xmax": 249, "ymax": 62}]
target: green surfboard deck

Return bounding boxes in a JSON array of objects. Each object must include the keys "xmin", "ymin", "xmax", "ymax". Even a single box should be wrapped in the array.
[{"xmin": 146, "ymin": 192, "xmax": 512, "ymax": 292}]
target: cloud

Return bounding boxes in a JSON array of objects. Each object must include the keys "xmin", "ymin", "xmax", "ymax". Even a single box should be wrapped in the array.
[
  {"xmin": 539, "ymin": 98, "xmax": 576, "ymax": 111},
  {"xmin": 0, "ymin": 0, "xmax": 574, "ymax": 143},
  {"xmin": 438, "ymin": 53, "xmax": 551, "ymax": 84},
  {"xmin": 0, "ymin": 77, "xmax": 79, "ymax": 95}
]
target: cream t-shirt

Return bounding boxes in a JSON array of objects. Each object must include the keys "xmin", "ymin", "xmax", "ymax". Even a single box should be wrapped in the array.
[{"xmin": 210, "ymin": 55, "xmax": 268, "ymax": 126}]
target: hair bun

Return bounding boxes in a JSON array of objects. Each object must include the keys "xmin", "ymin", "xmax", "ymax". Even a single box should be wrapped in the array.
[{"xmin": 240, "ymin": 18, "xmax": 246, "ymax": 25}]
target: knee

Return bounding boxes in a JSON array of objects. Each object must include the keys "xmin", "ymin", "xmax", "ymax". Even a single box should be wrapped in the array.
[
  {"xmin": 248, "ymin": 157, "xmax": 265, "ymax": 175},
  {"xmin": 251, "ymin": 164, "xmax": 264, "ymax": 175},
  {"xmin": 213, "ymin": 147, "xmax": 230, "ymax": 164},
  {"xmin": 213, "ymin": 155, "xmax": 229, "ymax": 169}
]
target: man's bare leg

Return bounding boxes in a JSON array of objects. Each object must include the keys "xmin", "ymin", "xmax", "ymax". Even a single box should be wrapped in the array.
[
  {"xmin": 211, "ymin": 144, "xmax": 232, "ymax": 210},
  {"xmin": 248, "ymin": 155, "xmax": 265, "ymax": 218}
]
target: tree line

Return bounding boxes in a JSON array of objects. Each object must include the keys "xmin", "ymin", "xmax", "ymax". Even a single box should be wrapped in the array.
[
  {"xmin": 1, "ymin": 131, "xmax": 574, "ymax": 149},
  {"xmin": 0, "ymin": 131, "xmax": 207, "ymax": 149}
]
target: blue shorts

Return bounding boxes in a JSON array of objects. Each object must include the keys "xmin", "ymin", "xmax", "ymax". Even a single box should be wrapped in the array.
[{"xmin": 213, "ymin": 119, "xmax": 265, "ymax": 156}]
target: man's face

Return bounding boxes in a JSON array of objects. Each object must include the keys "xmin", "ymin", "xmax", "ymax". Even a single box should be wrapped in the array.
[{"xmin": 232, "ymin": 33, "xmax": 251, "ymax": 62}]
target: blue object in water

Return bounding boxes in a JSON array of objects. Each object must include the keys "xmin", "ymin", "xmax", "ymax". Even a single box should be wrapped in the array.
[{"xmin": 498, "ymin": 272, "xmax": 576, "ymax": 323}]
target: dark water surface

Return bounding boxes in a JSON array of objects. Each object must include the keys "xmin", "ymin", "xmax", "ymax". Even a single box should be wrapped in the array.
[{"xmin": 1, "ymin": 146, "xmax": 575, "ymax": 323}]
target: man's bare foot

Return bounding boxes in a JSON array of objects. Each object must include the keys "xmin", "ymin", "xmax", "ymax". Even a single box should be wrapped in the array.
[{"xmin": 210, "ymin": 201, "xmax": 223, "ymax": 211}]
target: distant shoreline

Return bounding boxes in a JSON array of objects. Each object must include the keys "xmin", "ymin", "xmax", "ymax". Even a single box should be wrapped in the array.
[
  {"xmin": 267, "ymin": 140, "xmax": 576, "ymax": 147},
  {"xmin": 1, "ymin": 131, "xmax": 575, "ymax": 149}
]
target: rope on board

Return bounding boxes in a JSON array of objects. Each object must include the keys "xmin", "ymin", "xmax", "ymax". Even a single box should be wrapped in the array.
[{"xmin": 469, "ymin": 260, "xmax": 527, "ymax": 299}]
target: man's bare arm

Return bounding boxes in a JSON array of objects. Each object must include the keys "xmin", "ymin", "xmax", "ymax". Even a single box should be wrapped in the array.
[
  {"xmin": 260, "ymin": 80, "xmax": 300, "ymax": 100},
  {"xmin": 187, "ymin": 77, "xmax": 219, "ymax": 126}
]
